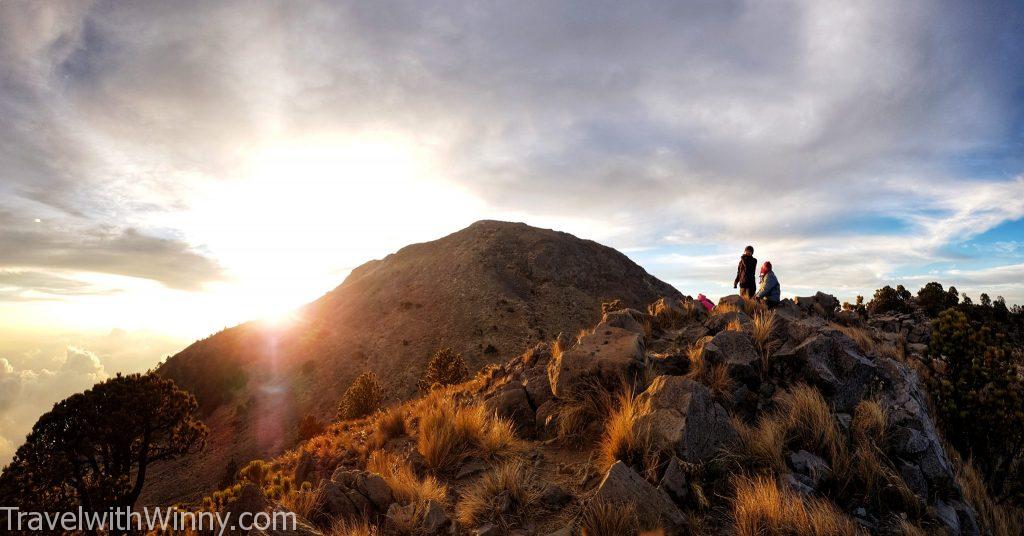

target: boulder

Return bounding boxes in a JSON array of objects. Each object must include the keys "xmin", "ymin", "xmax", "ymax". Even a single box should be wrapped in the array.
[
  {"xmin": 717, "ymin": 294, "xmax": 746, "ymax": 309},
  {"xmin": 484, "ymin": 386, "xmax": 536, "ymax": 437},
  {"xmin": 547, "ymin": 326, "xmax": 645, "ymax": 397},
  {"xmin": 658, "ymin": 456, "xmax": 689, "ymax": 504},
  {"xmin": 522, "ymin": 368, "xmax": 553, "ymax": 408},
  {"xmin": 522, "ymin": 342, "xmax": 554, "ymax": 368},
  {"xmin": 773, "ymin": 334, "xmax": 877, "ymax": 412},
  {"xmin": 701, "ymin": 330, "xmax": 760, "ymax": 381},
  {"xmin": 647, "ymin": 351, "xmax": 691, "ymax": 376},
  {"xmin": 534, "ymin": 399, "xmax": 559, "ymax": 439},
  {"xmin": 323, "ymin": 467, "xmax": 394, "ymax": 518},
  {"xmin": 649, "ymin": 297, "xmax": 704, "ymax": 330},
  {"xmin": 594, "ymin": 461, "xmax": 686, "ymax": 532},
  {"xmin": 635, "ymin": 376, "xmax": 737, "ymax": 464},
  {"xmin": 786, "ymin": 450, "xmax": 831, "ymax": 488},
  {"xmin": 293, "ymin": 451, "xmax": 317, "ymax": 487},
  {"xmin": 386, "ymin": 500, "xmax": 451, "ymax": 534},
  {"xmin": 704, "ymin": 310, "xmax": 752, "ymax": 335},
  {"xmin": 794, "ymin": 292, "xmax": 840, "ymax": 318},
  {"xmin": 599, "ymin": 308, "xmax": 647, "ymax": 335}
]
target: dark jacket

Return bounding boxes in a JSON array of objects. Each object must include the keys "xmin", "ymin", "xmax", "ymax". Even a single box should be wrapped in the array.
[{"xmin": 735, "ymin": 254, "xmax": 757, "ymax": 289}]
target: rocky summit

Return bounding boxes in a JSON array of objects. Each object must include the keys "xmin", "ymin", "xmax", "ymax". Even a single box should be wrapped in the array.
[{"xmin": 194, "ymin": 287, "xmax": 998, "ymax": 535}]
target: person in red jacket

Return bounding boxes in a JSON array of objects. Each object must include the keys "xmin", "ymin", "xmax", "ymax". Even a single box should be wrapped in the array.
[{"xmin": 733, "ymin": 245, "xmax": 757, "ymax": 298}]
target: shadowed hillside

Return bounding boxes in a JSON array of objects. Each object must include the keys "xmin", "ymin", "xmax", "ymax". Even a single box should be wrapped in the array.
[{"xmin": 144, "ymin": 220, "xmax": 681, "ymax": 504}]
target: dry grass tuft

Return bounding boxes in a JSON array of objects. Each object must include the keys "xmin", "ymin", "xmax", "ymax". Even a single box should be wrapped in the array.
[
  {"xmin": 952, "ymin": 449, "xmax": 1024, "ymax": 536},
  {"xmin": 732, "ymin": 476, "xmax": 862, "ymax": 536},
  {"xmin": 781, "ymin": 385, "xmax": 848, "ymax": 467},
  {"xmin": 366, "ymin": 450, "xmax": 448, "ymax": 504},
  {"xmin": 726, "ymin": 318, "xmax": 744, "ymax": 332},
  {"xmin": 732, "ymin": 417, "xmax": 789, "ymax": 475},
  {"xmin": 580, "ymin": 499, "xmax": 641, "ymax": 536},
  {"xmin": 598, "ymin": 389, "xmax": 663, "ymax": 480},
  {"xmin": 751, "ymin": 310, "xmax": 780, "ymax": 371},
  {"xmin": 279, "ymin": 484, "xmax": 325, "ymax": 523},
  {"xmin": 556, "ymin": 376, "xmax": 617, "ymax": 442},
  {"xmin": 684, "ymin": 338, "xmax": 733, "ymax": 403},
  {"xmin": 372, "ymin": 407, "xmax": 407, "ymax": 448},
  {"xmin": 711, "ymin": 303, "xmax": 740, "ymax": 317},
  {"xmin": 329, "ymin": 518, "xmax": 379, "ymax": 536},
  {"xmin": 844, "ymin": 400, "xmax": 920, "ymax": 516},
  {"xmin": 740, "ymin": 296, "xmax": 767, "ymax": 316},
  {"xmin": 415, "ymin": 393, "xmax": 523, "ymax": 472},
  {"xmin": 832, "ymin": 324, "xmax": 874, "ymax": 354},
  {"xmin": 456, "ymin": 461, "xmax": 542, "ymax": 529}
]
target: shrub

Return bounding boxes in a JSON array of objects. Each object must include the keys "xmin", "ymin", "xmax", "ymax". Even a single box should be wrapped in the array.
[
  {"xmin": 419, "ymin": 347, "xmax": 469, "ymax": 391},
  {"xmin": 372, "ymin": 407, "xmax": 407, "ymax": 448},
  {"xmin": 456, "ymin": 461, "xmax": 542, "ymax": 529},
  {"xmin": 867, "ymin": 285, "xmax": 912, "ymax": 315},
  {"xmin": 926, "ymin": 309, "xmax": 1024, "ymax": 501},
  {"xmin": 732, "ymin": 476, "xmax": 861, "ymax": 536},
  {"xmin": 338, "ymin": 372, "xmax": 385, "ymax": 420},
  {"xmin": 580, "ymin": 500, "xmax": 641, "ymax": 536}
]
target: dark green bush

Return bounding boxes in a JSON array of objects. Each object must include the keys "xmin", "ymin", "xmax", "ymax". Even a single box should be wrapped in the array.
[
  {"xmin": 419, "ymin": 347, "xmax": 469, "ymax": 391},
  {"xmin": 867, "ymin": 285, "xmax": 912, "ymax": 315},
  {"xmin": 916, "ymin": 281, "xmax": 959, "ymax": 317},
  {"xmin": 927, "ymin": 309, "xmax": 1024, "ymax": 501},
  {"xmin": 337, "ymin": 372, "xmax": 384, "ymax": 420}
]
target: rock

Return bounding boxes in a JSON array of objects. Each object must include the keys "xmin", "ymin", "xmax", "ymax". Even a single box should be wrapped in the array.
[
  {"xmin": 544, "ymin": 527, "xmax": 573, "ymax": 536},
  {"xmin": 293, "ymin": 451, "xmax": 317, "ymax": 486},
  {"xmin": 322, "ymin": 468, "xmax": 394, "ymax": 517},
  {"xmin": 658, "ymin": 456, "xmax": 689, "ymax": 504},
  {"xmin": 547, "ymin": 326, "xmax": 645, "ymax": 397},
  {"xmin": 675, "ymin": 322, "xmax": 710, "ymax": 347},
  {"xmin": 717, "ymin": 294, "xmax": 746, "ymax": 309},
  {"xmin": 635, "ymin": 376, "xmax": 737, "ymax": 464},
  {"xmin": 782, "ymin": 473, "xmax": 816, "ymax": 496},
  {"xmin": 786, "ymin": 450, "xmax": 831, "ymax": 488},
  {"xmin": 704, "ymin": 310, "xmax": 752, "ymax": 335},
  {"xmin": 594, "ymin": 461, "xmax": 686, "ymax": 531},
  {"xmin": 701, "ymin": 330, "xmax": 760, "ymax": 382},
  {"xmin": 794, "ymin": 292, "xmax": 839, "ymax": 318},
  {"xmin": 249, "ymin": 510, "xmax": 324, "ymax": 535},
  {"xmin": 386, "ymin": 500, "xmax": 451, "ymax": 534},
  {"xmin": 773, "ymin": 334, "xmax": 877, "ymax": 412},
  {"xmin": 522, "ymin": 342, "xmax": 553, "ymax": 368},
  {"xmin": 522, "ymin": 368, "xmax": 553, "ymax": 408},
  {"xmin": 599, "ymin": 308, "xmax": 648, "ymax": 335},
  {"xmin": 539, "ymin": 483, "xmax": 573, "ymax": 508},
  {"xmin": 899, "ymin": 461, "xmax": 928, "ymax": 500},
  {"xmin": 474, "ymin": 524, "xmax": 501, "ymax": 536},
  {"xmin": 932, "ymin": 500, "xmax": 960, "ymax": 534},
  {"xmin": 647, "ymin": 351, "xmax": 690, "ymax": 376},
  {"xmin": 484, "ymin": 386, "xmax": 536, "ymax": 437},
  {"xmin": 649, "ymin": 297, "xmax": 704, "ymax": 330},
  {"xmin": 868, "ymin": 315, "xmax": 901, "ymax": 333}
]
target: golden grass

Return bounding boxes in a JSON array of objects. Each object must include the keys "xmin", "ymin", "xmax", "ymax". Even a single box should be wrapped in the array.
[
  {"xmin": 952, "ymin": 449, "xmax": 1024, "ymax": 536},
  {"xmin": 328, "ymin": 518, "xmax": 379, "ymax": 536},
  {"xmin": 415, "ymin": 393, "xmax": 523, "ymax": 472},
  {"xmin": 597, "ymin": 390, "xmax": 662, "ymax": 480},
  {"xmin": 732, "ymin": 417, "xmax": 789, "ymax": 474},
  {"xmin": 893, "ymin": 519, "xmax": 927, "ymax": 536},
  {"xmin": 732, "ymin": 476, "xmax": 862, "ymax": 536},
  {"xmin": 556, "ymin": 376, "xmax": 617, "ymax": 441},
  {"xmin": 844, "ymin": 400, "xmax": 920, "ymax": 516},
  {"xmin": 278, "ymin": 484, "xmax": 325, "ymax": 525},
  {"xmin": 456, "ymin": 461, "xmax": 542, "ymax": 528},
  {"xmin": 711, "ymin": 302, "xmax": 740, "ymax": 317},
  {"xmin": 372, "ymin": 407, "xmax": 407, "ymax": 448},
  {"xmin": 580, "ymin": 499, "xmax": 641, "ymax": 536},
  {"xmin": 366, "ymin": 450, "xmax": 448, "ymax": 505},
  {"xmin": 726, "ymin": 318, "xmax": 744, "ymax": 332},
  {"xmin": 831, "ymin": 324, "xmax": 874, "ymax": 354},
  {"xmin": 751, "ymin": 310, "xmax": 780, "ymax": 371},
  {"xmin": 740, "ymin": 296, "xmax": 767, "ymax": 316},
  {"xmin": 384, "ymin": 500, "xmax": 443, "ymax": 536}
]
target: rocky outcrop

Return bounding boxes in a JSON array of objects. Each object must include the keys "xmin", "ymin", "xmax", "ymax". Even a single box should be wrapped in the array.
[
  {"xmin": 594, "ymin": 461, "xmax": 686, "ymax": 533},
  {"xmin": 701, "ymin": 330, "xmax": 760, "ymax": 382},
  {"xmin": 322, "ymin": 467, "xmax": 395, "ymax": 520},
  {"xmin": 794, "ymin": 291, "xmax": 840, "ymax": 318},
  {"xmin": 773, "ymin": 332, "xmax": 877, "ymax": 413},
  {"xmin": 635, "ymin": 376, "xmax": 737, "ymax": 464},
  {"xmin": 547, "ymin": 326, "xmax": 645, "ymax": 397}
]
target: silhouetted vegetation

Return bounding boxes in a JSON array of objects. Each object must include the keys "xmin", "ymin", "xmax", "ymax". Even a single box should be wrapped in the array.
[
  {"xmin": 296, "ymin": 414, "xmax": 326, "ymax": 442},
  {"xmin": 337, "ymin": 372, "xmax": 384, "ymax": 420},
  {"xmin": 866, "ymin": 284, "xmax": 912, "ymax": 314},
  {"xmin": 916, "ymin": 281, "xmax": 960, "ymax": 317},
  {"xmin": 0, "ymin": 373, "xmax": 207, "ymax": 511}
]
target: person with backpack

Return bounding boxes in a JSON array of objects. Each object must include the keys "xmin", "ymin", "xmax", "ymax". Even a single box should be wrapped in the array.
[
  {"xmin": 733, "ymin": 245, "xmax": 757, "ymax": 298},
  {"xmin": 756, "ymin": 261, "xmax": 781, "ymax": 308}
]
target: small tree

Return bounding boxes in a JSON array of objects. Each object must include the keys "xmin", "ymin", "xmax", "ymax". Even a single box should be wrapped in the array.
[
  {"xmin": 419, "ymin": 347, "xmax": 469, "ymax": 391},
  {"xmin": 0, "ymin": 373, "xmax": 207, "ymax": 511},
  {"xmin": 867, "ymin": 285, "xmax": 911, "ymax": 315},
  {"xmin": 916, "ymin": 281, "xmax": 958, "ymax": 317},
  {"xmin": 337, "ymin": 372, "xmax": 384, "ymax": 420}
]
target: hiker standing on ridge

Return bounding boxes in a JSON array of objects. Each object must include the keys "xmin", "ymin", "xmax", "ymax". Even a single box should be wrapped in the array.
[
  {"xmin": 734, "ymin": 245, "xmax": 757, "ymax": 298},
  {"xmin": 756, "ymin": 261, "xmax": 781, "ymax": 309}
]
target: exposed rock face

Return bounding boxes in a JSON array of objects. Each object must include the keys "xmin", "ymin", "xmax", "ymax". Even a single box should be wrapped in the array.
[
  {"xmin": 701, "ymin": 330, "xmax": 760, "ymax": 381},
  {"xmin": 635, "ymin": 376, "xmax": 737, "ymax": 464},
  {"xmin": 547, "ymin": 326, "xmax": 645, "ymax": 397},
  {"xmin": 322, "ymin": 467, "xmax": 394, "ymax": 519},
  {"xmin": 705, "ymin": 310, "xmax": 752, "ymax": 334},
  {"xmin": 146, "ymin": 220, "xmax": 680, "ymax": 504},
  {"xmin": 594, "ymin": 461, "xmax": 686, "ymax": 532},
  {"xmin": 794, "ymin": 291, "xmax": 840, "ymax": 318},
  {"xmin": 773, "ymin": 333, "xmax": 877, "ymax": 413}
]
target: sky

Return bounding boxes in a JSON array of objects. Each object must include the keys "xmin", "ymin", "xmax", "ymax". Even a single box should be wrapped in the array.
[{"xmin": 1, "ymin": 0, "xmax": 1023, "ymax": 464}]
